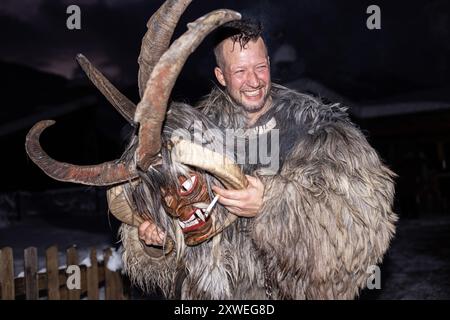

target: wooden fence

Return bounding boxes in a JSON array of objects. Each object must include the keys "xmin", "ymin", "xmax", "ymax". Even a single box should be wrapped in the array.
[{"xmin": 0, "ymin": 245, "xmax": 127, "ymax": 300}]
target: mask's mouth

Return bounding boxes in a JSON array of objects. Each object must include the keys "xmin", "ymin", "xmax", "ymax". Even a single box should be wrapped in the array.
[
  {"xmin": 177, "ymin": 196, "xmax": 219, "ymax": 233},
  {"xmin": 178, "ymin": 206, "xmax": 209, "ymax": 232}
]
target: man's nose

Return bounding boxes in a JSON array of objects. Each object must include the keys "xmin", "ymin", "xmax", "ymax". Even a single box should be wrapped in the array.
[{"xmin": 246, "ymin": 71, "xmax": 259, "ymax": 87}]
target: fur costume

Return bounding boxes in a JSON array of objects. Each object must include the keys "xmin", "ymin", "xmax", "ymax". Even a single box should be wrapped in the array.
[{"xmin": 119, "ymin": 83, "xmax": 397, "ymax": 299}]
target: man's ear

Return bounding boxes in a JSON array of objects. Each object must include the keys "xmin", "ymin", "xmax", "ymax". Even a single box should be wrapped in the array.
[{"xmin": 214, "ymin": 66, "xmax": 226, "ymax": 87}]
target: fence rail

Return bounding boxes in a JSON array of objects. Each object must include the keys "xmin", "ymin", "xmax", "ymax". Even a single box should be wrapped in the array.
[{"xmin": 0, "ymin": 245, "xmax": 126, "ymax": 300}]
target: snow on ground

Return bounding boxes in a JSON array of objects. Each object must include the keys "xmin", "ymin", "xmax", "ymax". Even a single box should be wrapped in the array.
[
  {"xmin": 106, "ymin": 247, "xmax": 124, "ymax": 272},
  {"xmin": 0, "ymin": 214, "xmax": 119, "ymax": 276}
]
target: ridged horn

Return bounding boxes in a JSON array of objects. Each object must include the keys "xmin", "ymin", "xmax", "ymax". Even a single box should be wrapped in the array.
[
  {"xmin": 76, "ymin": 54, "xmax": 136, "ymax": 124},
  {"xmin": 25, "ymin": 120, "xmax": 138, "ymax": 186},
  {"xmin": 134, "ymin": 9, "xmax": 242, "ymax": 171},
  {"xmin": 138, "ymin": 0, "xmax": 193, "ymax": 98},
  {"xmin": 171, "ymin": 139, "xmax": 248, "ymax": 190}
]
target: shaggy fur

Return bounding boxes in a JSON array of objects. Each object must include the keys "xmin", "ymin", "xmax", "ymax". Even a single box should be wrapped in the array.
[
  {"xmin": 119, "ymin": 103, "xmax": 267, "ymax": 299},
  {"xmin": 119, "ymin": 84, "xmax": 397, "ymax": 299}
]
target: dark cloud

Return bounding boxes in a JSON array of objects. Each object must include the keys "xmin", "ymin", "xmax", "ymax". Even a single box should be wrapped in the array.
[{"xmin": 1, "ymin": 0, "xmax": 158, "ymax": 84}]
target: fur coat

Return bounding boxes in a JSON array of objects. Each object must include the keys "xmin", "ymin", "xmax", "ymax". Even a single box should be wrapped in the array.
[{"xmin": 119, "ymin": 83, "xmax": 397, "ymax": 299}]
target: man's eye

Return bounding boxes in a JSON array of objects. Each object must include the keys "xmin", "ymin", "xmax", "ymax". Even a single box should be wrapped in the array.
[
  {"xmin": 235, "ymin": 70, "xmax": 244, "ymax": 74},
  {"xmin": 257, "ymin": 65, "xmax": 267, "ymax": 70}
]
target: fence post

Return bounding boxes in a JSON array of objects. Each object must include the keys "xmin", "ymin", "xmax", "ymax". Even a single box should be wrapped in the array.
[
  {"xmin": 104, "ymin": 248, "xmax": 113, "ymax": 300},
  {"xmin": 45, "ymin": 246, "xmax": 60, "ymax": 300},
  {"xmin": 66, "ymin": 246, "xmax": 80, "ymax": 300},
  {"xmin": 87, "ymin": 247, "xmax": 99, "ymax": 300},
  {"xmin": 24, "ymin": 247, "xmax": 38, "ymax": 300},
  {"xmin": 0, "ymin": 247, "xmax": 15, "ymax": 300},
  {"xmin": 104, "ymin": 248, "xmax": 123, "ymax": 300}
]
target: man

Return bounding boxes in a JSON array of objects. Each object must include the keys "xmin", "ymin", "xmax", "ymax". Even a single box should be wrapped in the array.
[
  {"xmin": 139, "ymin": 21, "xmax": 269, "ymax": 245},
  {"xmin": 130, "ymin": 20, "xmax": 397, "ymax": 299}
]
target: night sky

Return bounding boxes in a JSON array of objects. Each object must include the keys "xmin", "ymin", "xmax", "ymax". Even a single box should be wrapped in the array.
[{"xmin": 1, "ymin": 0, "xmax": 449, "ymax": 102}]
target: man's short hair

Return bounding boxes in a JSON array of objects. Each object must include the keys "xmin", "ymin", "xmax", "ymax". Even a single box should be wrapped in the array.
[{"xmin": 213, "ymin": 19, "xmax": 264, "ymax": 68}]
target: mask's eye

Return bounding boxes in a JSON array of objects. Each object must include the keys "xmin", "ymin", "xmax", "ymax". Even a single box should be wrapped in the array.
[{"xmin": 179, "ymin": 175, "xmax": 197, "ymax": 195}]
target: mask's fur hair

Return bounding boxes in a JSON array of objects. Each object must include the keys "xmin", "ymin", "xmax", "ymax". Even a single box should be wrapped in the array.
[
  {"xmin": 119, "ymin": 85, "xmax": 397, "ymax": 299},
  {"xmin": 119, "ymin": 103, "xmax": 233, "ymax": 257},
  {"xmin": 118, "ymin": 103, "xmax": 267, "ymax": 298}
]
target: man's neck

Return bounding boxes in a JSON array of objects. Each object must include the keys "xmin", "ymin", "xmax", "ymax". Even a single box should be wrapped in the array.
[{"xmin": 245, "ymin": 96, "xmax": 273, "ymax": 128}]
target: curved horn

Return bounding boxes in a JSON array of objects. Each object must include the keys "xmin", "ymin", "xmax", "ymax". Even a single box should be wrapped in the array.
[
  {"xmin": 25, "ymin": 120, "xmax": 138, "ymax": 186},
  {"xmin": 135, "ymin": 9, "xmax": 241, "ymax": 171},
  {"xmin": 138, "ymin": 0, "xmax": 193, "ymax": 98},
  {"xmin": 76, "ymin": 54, "xmax": 136, "ymax": 124},
  {"xmin": 171, "ymin": 139, "xmax": 248, "ymax": 190}
]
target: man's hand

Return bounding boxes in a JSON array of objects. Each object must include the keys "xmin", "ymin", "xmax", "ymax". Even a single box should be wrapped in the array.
[
  {"xmin": 138, "ymin": 220, "xmax": 166, "ymax": 246},
  {"xmin": 211, "ymin": 175, "xmax": 264, "ymax": 218}
]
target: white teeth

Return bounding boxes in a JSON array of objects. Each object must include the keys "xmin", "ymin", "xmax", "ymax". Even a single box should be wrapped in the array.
[
  {"xmin": 244, "ymin": 90, "xmax": 260, "ymax": 97},
  {"xmin": 196, "ymin": 209, "xmax": 206, "ymax": 222},
  {"xmin": 185, "ymin": 219, "xmax": 199, "ymax": 228},
  {"xmin": 187, "ymin": 214, "xmax": 196, "ymax": 223},
  {"xmin": 179, "ymin": 205, "xmax": 210, "ymax": 230},
  {"xmin": 179, "ymin": 214, "xmax": 200, "ymax": 229}
]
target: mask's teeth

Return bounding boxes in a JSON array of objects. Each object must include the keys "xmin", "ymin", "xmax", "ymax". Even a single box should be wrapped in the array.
[
  {"xmin": 187, "ymin": 214, "xmax": 196, "ymax": 223},
  {"xmin": 178, "ymin": 220, "xmax": 186, "ymax": 228},
  {"xmin": 186, "ymin": 219, "xmax": 199, "ymax": 228},
  {"xmin": 196, "ymin": 209, "xmax": 206, "ymax": 222}
]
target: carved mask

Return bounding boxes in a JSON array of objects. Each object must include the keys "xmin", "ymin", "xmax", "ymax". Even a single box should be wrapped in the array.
[{"xmin": 161, "ymin": 171, "xmax": 215, "ymax": 245}]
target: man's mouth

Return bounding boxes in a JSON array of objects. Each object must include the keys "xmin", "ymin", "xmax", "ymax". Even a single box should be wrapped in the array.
[{"xmin": 243, "ymin": 89, "xmax": 261, "ymax": 97}]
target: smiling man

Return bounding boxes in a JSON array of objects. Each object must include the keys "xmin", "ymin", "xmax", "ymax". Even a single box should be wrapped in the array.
[{"xmin": 134, "ymin": 19, "xmax": 397, "ymax": 299}]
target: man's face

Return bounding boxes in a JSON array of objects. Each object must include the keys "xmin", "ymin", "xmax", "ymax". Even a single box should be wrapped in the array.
[{"xmin": 215, "ymin": 37, "xmax": 271, "ymax": 114}]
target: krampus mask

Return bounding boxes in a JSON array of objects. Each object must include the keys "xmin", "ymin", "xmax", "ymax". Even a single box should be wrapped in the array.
[{"xmin": 25, "ymin": 0, "xmax": 246, "ymax": 250}]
